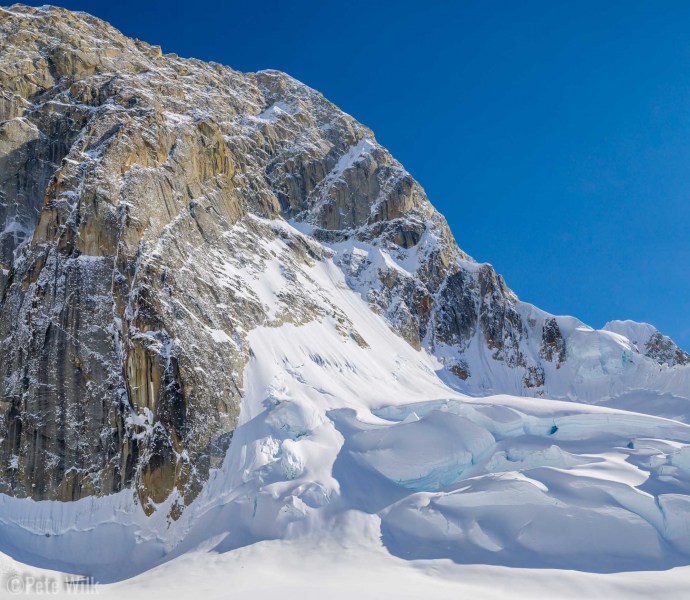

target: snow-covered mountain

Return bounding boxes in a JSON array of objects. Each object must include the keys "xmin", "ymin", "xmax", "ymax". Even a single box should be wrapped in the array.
[{"xmin": 1, "ymin": 4, "xmax": 690, "ymax": 597}]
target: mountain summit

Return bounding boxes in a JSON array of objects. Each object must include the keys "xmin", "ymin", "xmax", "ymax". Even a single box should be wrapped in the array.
[{"xmin": 1, "ymin": 4, "xmax": 690, "ymax": 586}]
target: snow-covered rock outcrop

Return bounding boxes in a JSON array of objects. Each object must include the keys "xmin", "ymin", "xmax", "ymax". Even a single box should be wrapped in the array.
[{"xmin": 604, "ymin": 320, "xmax": 690, "ymax": 367}]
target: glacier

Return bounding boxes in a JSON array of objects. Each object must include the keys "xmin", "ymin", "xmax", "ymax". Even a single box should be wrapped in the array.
[{"xmin": 1, "ymin": 219, "xmax": 690, "ymax": 598}]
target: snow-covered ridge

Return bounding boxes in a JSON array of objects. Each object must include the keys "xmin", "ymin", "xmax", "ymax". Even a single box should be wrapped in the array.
[{"xmin": 604, "ymin": 320, "xmax": 690, "ymax": 367}]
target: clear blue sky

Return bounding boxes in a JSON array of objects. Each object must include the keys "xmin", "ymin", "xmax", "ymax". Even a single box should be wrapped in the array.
[{"xmin": 26, "ymin": 1, "xmax": 690, "ymax": 347}]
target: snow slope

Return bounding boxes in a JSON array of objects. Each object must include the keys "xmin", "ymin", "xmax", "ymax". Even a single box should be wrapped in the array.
[
  {"xmin": 5, "ymin": 530, "xmax": 690, "ymax": 600},
  {"xmin": 1, "ymin": 219, "xmax": 690, "ymax": 597},
  {"xmin": 314, "ymin": 223, "xmax": 690, "ymax": 411}
]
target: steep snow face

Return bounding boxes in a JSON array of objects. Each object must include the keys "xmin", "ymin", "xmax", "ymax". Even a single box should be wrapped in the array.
[
  {"xmin": 319, "ymin": 228, "xmax": 690, "ymax": 409},
  {"xmin": 605, "ymin": 321, "xmax": 661, "ymax": 348}
]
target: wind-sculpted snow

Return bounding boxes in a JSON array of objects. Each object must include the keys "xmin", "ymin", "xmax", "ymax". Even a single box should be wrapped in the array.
[
  {"xmin": 344, "ymin": 410, "xmax": 496, "ymax": 492},
  {"xmin": 370, "ymin": 402, "xmax": 690, "ymax": 570}
]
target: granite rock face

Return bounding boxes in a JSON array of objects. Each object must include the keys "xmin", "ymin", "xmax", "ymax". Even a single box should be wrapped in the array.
[
  {"xmin": 0, "ymin": 5, "xmax": 687, "ymax": 512},
  {"xmin": 0, "ymin": 4, "xmax": 446, "ymax": 509}
]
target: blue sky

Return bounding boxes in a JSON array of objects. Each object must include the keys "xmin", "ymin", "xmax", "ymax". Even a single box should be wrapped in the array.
[{"xmin": 28, "ymin": 1, "xmax": 690, "ymax": 347}]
